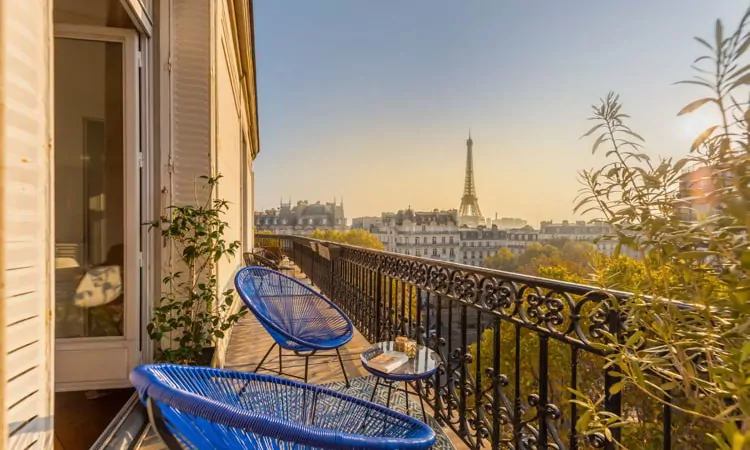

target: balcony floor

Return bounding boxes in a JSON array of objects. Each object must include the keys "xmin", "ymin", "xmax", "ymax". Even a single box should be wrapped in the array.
[{"xmin": 138, "ymin": 268, "xmax": 464, "ymax": 449}]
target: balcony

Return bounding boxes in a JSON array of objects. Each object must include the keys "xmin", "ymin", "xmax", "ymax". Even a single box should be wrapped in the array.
[
  {"xmin": 132, "ymin": 234, "xmax": 677, "ymax": 449},
  {"xmin": 247, "ymin": 234, "xmax": 681, "ymax": 450}
]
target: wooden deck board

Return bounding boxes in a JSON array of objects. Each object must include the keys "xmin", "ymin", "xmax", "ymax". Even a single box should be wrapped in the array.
[{"xmin": 223, "ymin": 313, "xmax": 373, "ymax": 384}]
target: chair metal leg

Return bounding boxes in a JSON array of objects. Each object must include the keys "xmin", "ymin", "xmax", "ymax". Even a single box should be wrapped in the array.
[
  {"xmin": 255, "ymin": 342, "xmax": 277, "ymax": 373},
  {"xmin": 304, "ymin": 355, "xmax": 310, "ymax": 383},
  {"xmin": 335, "ymin": 348, "xmax": 350, "ymax": 388},
  {"xmin": 147, "ymin": 397, "xmax": 183, "ymax": 450},
  {"xmin": 386, "ymin": 381, "xmax": 393, "ymax": 408},
  {"xmin": 279, "ymin": 345, "xmax": 283, "ymax": 373}
]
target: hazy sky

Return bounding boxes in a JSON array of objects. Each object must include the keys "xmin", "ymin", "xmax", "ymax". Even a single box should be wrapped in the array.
[{"xmin": 252, "ymin": 1, "xmax": 746, "ymax": 226}]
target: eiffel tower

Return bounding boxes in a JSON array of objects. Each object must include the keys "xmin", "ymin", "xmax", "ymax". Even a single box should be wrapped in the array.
[{"xmin": 458, "ymin": 131, "xmax": 484, "ymax": 226}]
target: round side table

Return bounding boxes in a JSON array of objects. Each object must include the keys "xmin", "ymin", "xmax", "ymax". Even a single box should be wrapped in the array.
[{"xmin": 360, "ymin": 341, "xmax": 441, "ymax": 422}]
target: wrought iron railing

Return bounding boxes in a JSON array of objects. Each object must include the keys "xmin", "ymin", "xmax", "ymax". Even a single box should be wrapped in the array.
[{"xmin": 255, "ymin": 233, "xmax": 679, "ymax": 450}]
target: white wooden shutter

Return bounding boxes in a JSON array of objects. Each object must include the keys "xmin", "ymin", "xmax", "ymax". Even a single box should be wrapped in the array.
[
  {"xmin": 1, "ymin": 0, "xmax": 54, "ymax": 449},
  {"xmin": 171, "ymin": 0, "xmax": 211, "ymax": 206}
]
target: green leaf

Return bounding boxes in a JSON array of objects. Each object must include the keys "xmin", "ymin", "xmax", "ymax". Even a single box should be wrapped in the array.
[
  {"xmin": 738, "ymin": 35, "xmax": 750, "ymax": 57},
  {"xmin": 581, "ymin": 124, "xmax": 605, "ymax": 139},
  {"xmin": 728, "ymin": 63, "xmax": 750, "ymax": 81},
  {"xmin": 690, "ymin": 125, "xmax": 718, "ymax": 151},
  {"xmin": 632, "ymin": 364, "xmax": 645, "ymax": 386},
  {"xmin": 620, "ymin": 129, "xmax": 644, "ymax": 142},
  {"xmin": 592, "ymin": 135, "xmax": 608, "ymax": 154},
  {"xmin": 577, "ymin": 410, "xmax": 592, "ymax": 431},
  {"xmin": 677, "ymin": 98, "xmax": 715, "ymax": 115},
  {"xmin": 673, "ymin": 79, "xmax": 713, "ymax": 89},
  {"xmin": 708, "ymin": 434, "xmax": 732, "ymax": 450},
  {"xmin": 731, "ymin": 72, "xmax": 750, "ymax": 88},
  {"xmin": 609, "ymin": 381, "xmax": 624, "ymax": 395},
  {"xmin": 741, "ymin": 341, "xmax": 750, "ymax": 362},
  {"xmin": 694, "ymin": 36, "xmax": 714, "ymax": 50},
  {"xmin": 625, "ymin": 330, "xmax": 643, "ymax": 347}
]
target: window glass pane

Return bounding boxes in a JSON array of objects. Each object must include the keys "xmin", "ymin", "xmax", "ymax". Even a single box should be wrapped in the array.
[{"xmin": 54, "ymin": 38, "xmax": 125, "ymax": 338}]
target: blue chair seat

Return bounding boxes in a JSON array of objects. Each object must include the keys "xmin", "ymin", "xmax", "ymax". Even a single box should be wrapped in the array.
[{"xmin": 131, "ymin": 364, "xmax": 436, "ymax": 449}]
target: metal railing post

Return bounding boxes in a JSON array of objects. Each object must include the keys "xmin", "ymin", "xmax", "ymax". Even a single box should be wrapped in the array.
[{"xmin": 374, "ymin": 257, "xmax": 382, "ymax": 342}]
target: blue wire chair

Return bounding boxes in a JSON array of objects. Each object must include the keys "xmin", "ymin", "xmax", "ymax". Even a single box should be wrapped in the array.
[
  {"xmin": 131, "ymin": 364, "xmax": 436, "ymax": 449},
  {"xmin": 236, "ymin": 266, "xmax": 354, "ymax": 387}
]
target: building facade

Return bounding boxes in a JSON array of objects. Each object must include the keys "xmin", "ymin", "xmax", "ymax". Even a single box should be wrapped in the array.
[
  {"xmin": 539, "ymin": 220, "xmax": 611, "ymax": 242},
  {"xmin": 678, "ymin": 165, "xmax": 716, "ymax": 223},
  {"xmin": 255, "ymin": 199, "xmax": 347, "ymax": 235},
  {"xmin": 376, "ymin": 209, "xmax": 461, "ymax": 262},
  {"xmin": 491, "ymin": 216, "xmax": 528, "ymax": 229},
  {"xmin": 1, "ymin": 0, "xmax": 259, "ymax": 446},
  {"xmin": 373, "ymin": 207, "xmax": 542, "ymax": 267},
  {"xmin": 538, "ymin": 219, "xmax": 642, "ymax": 258},
  {"xmin": 459, "ymin": 227, "xmax": 540, "ymax": 266},
  {"xmin": 351, "ymin": 216, "xmax": 382, "ymax": 233}
]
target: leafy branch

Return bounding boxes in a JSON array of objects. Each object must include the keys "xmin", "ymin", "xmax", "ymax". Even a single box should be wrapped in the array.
[
  {"xmin": 147, "ymin": 175, "xmax": 247, "ymax": 364},
  {"xmin": 575, "ymin": 7, "xmax": 750, "ymax": 449}
]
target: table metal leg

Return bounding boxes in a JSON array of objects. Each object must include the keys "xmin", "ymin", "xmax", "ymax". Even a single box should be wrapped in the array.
[
  {"xmin": 369, "ymin": 377, "xmax": 381, "ymax": 403},
  {"xmin": 416, "ymin": 380, "xmax": 427, "ymax": 423},
  {"xmin": 386, "ymin": 381, "xmax": 393, "ymax": 408},
  {"xmin": 404, "ymin": 381, "xmax": 410, "ymax": 416}
]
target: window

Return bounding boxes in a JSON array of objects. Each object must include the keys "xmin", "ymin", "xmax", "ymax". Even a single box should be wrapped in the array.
[
  {"xmin": 423, "ymin": 237, "xmax": 427, "ymax": 244},
  {"xmin": 449, "ymin": 236, "xmax": 454, "ymax": 244},
  {"xmin": 442, "ymin": 247, "xmax": 446, "ymax": 254},
  {"xmin": 463, "ymin": 251, "xmax": 467, "ymax": 258},
  {"xmin": 432, "ymin": 248, "xmax": 438, "ymax": 256},
  {"xmin": 432, "ymin": 237, "xmax": 437, "ymax": 244},
  {"xmin": 450, "ymin": 248, "xmax": 455, "ymax": 257},
  {"xmin": 471, "ymin": 251, "xmax": 475, "ymax": 258},
  {"xmin": 486, "ymin": 242, "xmax": 490, "ymax": 247},
  {"xmin": 442, "ymin": 236, "xmax": 446, "ymax": 244},
  {"xmin": 422, "ymin": 225, "xmax": 426, "ymax": 231},
  {"xmin": 414, "ymin": 237, "xmax": 418, "ymax": 244},
  {"xmin": 405, "ymin": 249, "xmax": 410, "ymax": 255},
  {"xmin": 470, "ymin": 242, "xmax": 474, "ymax": 247}
]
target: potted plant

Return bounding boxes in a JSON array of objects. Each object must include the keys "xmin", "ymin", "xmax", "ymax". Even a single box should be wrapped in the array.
[{"xmin": 147, "ymin": 175, "xmax": 247, "ymax": 365}]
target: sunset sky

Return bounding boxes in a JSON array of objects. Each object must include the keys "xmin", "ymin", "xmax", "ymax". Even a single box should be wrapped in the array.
[{"xmin": 252, "ymin": 1, "xmax": 745, "ymax": 226}]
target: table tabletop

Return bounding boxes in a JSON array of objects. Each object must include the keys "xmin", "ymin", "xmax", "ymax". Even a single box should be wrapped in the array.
[{"xmin": 360, "ymin": 341, "xmax": 441, "ymax": 381}]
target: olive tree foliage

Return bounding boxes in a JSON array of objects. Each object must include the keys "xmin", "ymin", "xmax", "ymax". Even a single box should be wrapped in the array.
[
  {"xmin": 310, "ymin": 228, "xmax": 385, "ymax": 250},
  {"xmin": 575, "ymin": 9, "xmax": 750, "ymax": 448}
]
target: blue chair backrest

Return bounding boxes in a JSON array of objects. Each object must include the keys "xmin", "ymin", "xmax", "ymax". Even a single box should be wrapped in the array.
[{"xmin": 236, "ymin": 266, "xmax": 308, "ymax": 318}]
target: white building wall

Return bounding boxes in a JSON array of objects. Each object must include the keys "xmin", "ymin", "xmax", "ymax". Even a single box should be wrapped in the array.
[
  {"xmin": 214, "ymin": 0, "xmax": 252, "ymax": 345},
  {"xmin": 1, "ymin": 0, "xmax": 54, "ymax": 447},
  {"xmin": 157, "ymin": 0, "xmax": 257, "ymax": 365}
]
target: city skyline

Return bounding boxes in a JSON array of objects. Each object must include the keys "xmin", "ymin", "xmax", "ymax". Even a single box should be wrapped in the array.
[{"xmin": 252, "ymin": 1, "xmax": 745, "ymax": 224}]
